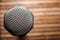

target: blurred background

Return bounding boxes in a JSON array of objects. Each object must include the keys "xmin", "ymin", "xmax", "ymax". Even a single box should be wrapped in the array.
[{"xmin": 0, "ymin": 0, "xmax": 60, "ymax": 40}]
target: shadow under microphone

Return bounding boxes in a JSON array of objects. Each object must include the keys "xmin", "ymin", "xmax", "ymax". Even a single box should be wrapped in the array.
[{"xmin": 4, "ymin": 6, "xmax": 34, "ymax": 37}]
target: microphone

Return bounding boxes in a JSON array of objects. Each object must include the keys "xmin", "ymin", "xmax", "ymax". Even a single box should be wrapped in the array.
[{"xmin": 4, "ymin": 6, "xmax": 34, "ymax": 36}]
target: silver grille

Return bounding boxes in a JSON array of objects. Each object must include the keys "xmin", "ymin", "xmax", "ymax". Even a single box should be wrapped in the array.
[{"xmin": 4, "ymin": 6, "xmax": 34, "ymax": 36}]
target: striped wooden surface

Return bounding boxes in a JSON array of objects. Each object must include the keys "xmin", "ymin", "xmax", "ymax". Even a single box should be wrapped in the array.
[{"xmin": 0, "ymin": 0, "xmax": 60, "ymax": 40}]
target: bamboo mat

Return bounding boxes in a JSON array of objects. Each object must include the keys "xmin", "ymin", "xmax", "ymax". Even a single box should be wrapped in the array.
[{"xmin": 0, "ymin": 0, "xmax": 60, "ymax": 40}]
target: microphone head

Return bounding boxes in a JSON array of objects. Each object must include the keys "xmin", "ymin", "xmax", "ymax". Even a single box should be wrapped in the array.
[{"xmin": 4, "ymin": 6, "xmax": 34, "ymax": 36}]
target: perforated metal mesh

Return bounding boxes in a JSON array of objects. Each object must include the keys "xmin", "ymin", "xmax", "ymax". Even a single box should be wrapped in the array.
[{"xmin": 4, "ymin": 6, "xmax": 34, "ymax": 36}]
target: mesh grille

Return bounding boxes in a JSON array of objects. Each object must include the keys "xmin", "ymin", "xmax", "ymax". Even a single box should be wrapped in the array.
[{"xmin": 4, "ymin": 6, "xmax": 34, "ymax": 36}]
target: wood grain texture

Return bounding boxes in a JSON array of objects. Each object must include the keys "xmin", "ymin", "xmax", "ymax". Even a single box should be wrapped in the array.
[{"xmin": 0, "ymin": 0, "xmax": 60, "ymax": 40}]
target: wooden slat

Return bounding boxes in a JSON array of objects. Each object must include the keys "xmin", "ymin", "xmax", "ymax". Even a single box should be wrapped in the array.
[
  {"xmin": 0, "ymin": 1, "xmax": 60, "ymax": 5},
  {"xmin": 1, "ymin": 35, "xmax": 60, "ymax": 40},
  {"xmin": 0, "ymin": 18, "xmax": 60, "ymax": 24},
  {"xmin": 1, "ymin": 24, "xmax": 60, "ymax": 28},
  {"xmin": 0, "ymin": 11, "xmax": 60, "ymax": 16},
  {"xmin": 0, "ymin": 3, "xmax": 60, "ymax": 9},
  {"xmin": 1, "ymin": 7, "xmax": 60, "ymax": 11},
  {"xmin": 1, "ymin": 27, "xmax": 60, "ymax": 34},
  {"xmin": 1, "ymin": 15, "xmax": 60, "ymax": 20},
  {"xmin": 2, "ymin": 0, "xmax": 60, "ymax": 2},
  {"xmin": 1, "ymin": 32, "xmax": 60, "ymax": 37},
  {"xmin": 0, "ymin": 14, "xmax": 60, "ymax": 18}
]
